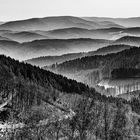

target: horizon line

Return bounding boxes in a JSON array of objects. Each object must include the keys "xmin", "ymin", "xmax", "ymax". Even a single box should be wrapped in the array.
[{"xmin": 1, "ymin": 15, "xmax": 140, "ymax": 22}]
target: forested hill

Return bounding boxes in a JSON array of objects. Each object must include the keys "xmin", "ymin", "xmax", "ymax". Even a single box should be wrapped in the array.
[
  {"xmin": 0, "ymin": 55, "xmax": 95, "ymax": 96},
  {"xmin": 50, "ymin": 47, "xmax": 140, "ymax": 77},
  {"xmin": 1, "ymin": 54, "xmax": 140, "ymax": 140},
  {"xmin": 0, "ymin": 54, "xmax": 130, "ymax": 107},
  {"xmin": 26, "ymin": 44, "xmax": 132, "ymax": 67}
]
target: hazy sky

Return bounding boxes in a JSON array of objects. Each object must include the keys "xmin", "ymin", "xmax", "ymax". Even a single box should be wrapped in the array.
[{"xmin": 0, "ymin": 0, "xmax": 139, "ymax": 21}]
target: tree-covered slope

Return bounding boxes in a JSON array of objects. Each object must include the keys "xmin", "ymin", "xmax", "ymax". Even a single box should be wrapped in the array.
[
  {"xmin": 48, "ymin": 47, "xmax": 140, "ymax": 91},
  {"xmin": 0, "ymin": 55, "xmax": 140, "ymax": 140},
  {"xmin": 50, "ymin": 47, "xmax": 139, "ymax": 76}
]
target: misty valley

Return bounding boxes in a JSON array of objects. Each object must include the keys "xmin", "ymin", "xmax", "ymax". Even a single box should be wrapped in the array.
[{"xmin": 1, "ymin": 16, "xmax": 140, "ymax": 140}]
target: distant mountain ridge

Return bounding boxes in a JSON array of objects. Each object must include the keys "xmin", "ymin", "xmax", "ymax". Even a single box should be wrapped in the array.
[
  {"xmin": 2, "ymin": 31, "xmax": 49, "ymax": 42},
  {"xmin": 1, "ymin": 27, "xmax": 140, "ymax": 42},
  {"xmin": 42, "ymin": 27, "xmax": 140, "ymax": 40},
  {"xmin": 0, "ymin": 34, "xmax": 139, "ymax": 61},
  {"xmin": 0, "ymin": 38, "xmax": 111, "ymax": 60},
  {"xmin": 0, "ymin": 16, "xmax": 140, "ymax": 62},
  {"xmin": 114, "ymin": 36, "xmax": 140, "ymax": 46},
  {"xmin": 0, "ymin": 16, "xmax": 123, "ymax": 31},
  {"xmin": 83, "ymin": 17, "xmax": 140, "ymax": 27}
]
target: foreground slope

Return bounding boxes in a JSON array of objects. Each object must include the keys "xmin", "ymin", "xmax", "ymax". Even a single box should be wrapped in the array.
[{"xmin": 0, "ymin": 55, "xmax": 140, "ymax": 140}]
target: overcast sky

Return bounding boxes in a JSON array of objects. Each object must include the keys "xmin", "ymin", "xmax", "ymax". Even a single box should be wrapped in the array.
[{"xmin": 0, "ymin": 0, "xmax": 139, "ymax": 21}]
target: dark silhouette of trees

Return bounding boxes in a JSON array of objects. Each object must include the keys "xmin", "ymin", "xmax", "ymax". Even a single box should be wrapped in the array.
[{"xmin": 111, "ymin": 68, "xmax": 140, "ymax": 79}]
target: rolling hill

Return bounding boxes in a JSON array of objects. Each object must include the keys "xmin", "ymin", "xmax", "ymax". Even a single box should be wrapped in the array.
[
  {"xmin": 0, "ymin": 16, "xmax": 123, "ymax": 31},
  {"xmin": 25, "ymin": 52, "xmax": 86, "ymax": 67},
  {"xmin": 47, "ymin": 47, "xmax": 139, "ymax": 88},
  {"xmin": 124, "ymin": 27, "xmax": 140, "ymax": 35},
  {"xmin": 88, "ymin": 44, "xmax": 134, "ymax": 56},
  {"xmin": 1, "ymin": 33, "xmax": 139, "ymax": 61},
  {"xmin": 0, "ymin": 16, "xmax": 97, "ymax": 31},
  {"xmin": 1, "ymin": 27, "xmax": 140, "ymax": 43},
  {"xmin": 37, "ymin": 27, "xmax": 140, "ymax": 40},
  {"xmin": 114, "ymin": 36, "xmax": 140, "ymax": 46},
  {"xmin": 83, "ymin": 17, "xmax": 140, "ymax": 27},
  {"xmin": 0, "ymin": 40, "xmax": 21, "ymax": 59},
  {"xmin": 1, "ymin": 31, "xmax": 49, "ymax": 43},
  {"xmin": 26, "ymin": 44, "xmax": 133, "ymax": 67},
  {"xmin": 21, "ymin": 38, "xmax": 110, "ymax": 60},
  {"xmin": 45, "ymin": 27, "xmax": 124, "ymax": 40},
  {"xmin": 0, "ymin": 38, "xmax": 110, "ymax": 60}
]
